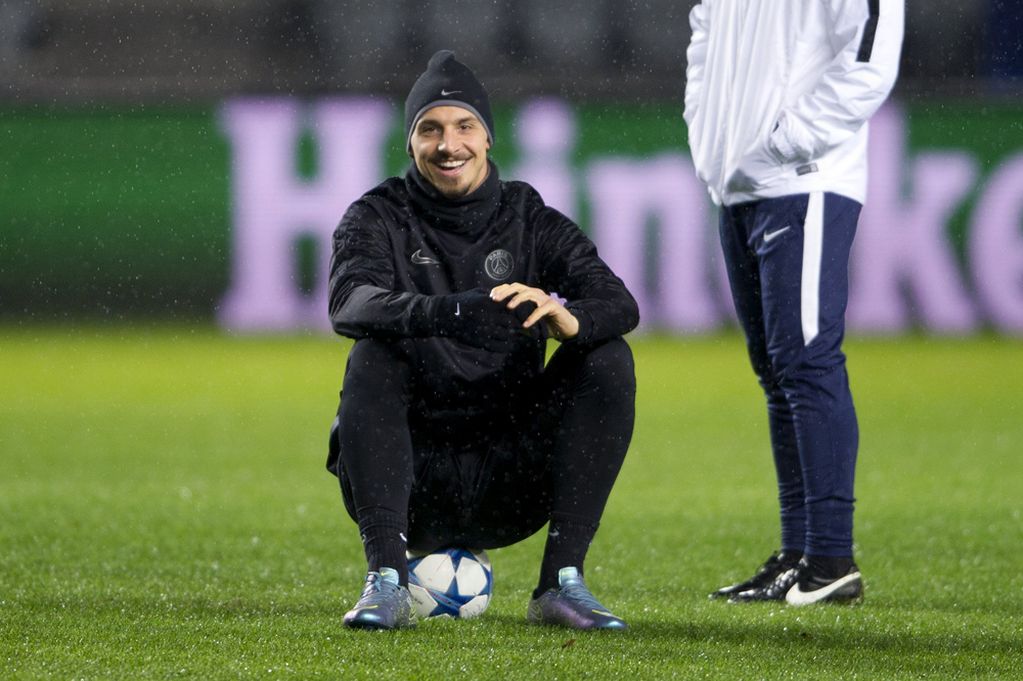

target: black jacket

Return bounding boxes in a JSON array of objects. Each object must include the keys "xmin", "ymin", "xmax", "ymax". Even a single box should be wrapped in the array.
[{"xmin": 329, "ymin": 164, "xmax": 639, "ymax": 418}]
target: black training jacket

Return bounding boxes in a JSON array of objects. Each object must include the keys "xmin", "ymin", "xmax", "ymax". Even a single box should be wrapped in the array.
[{"xmin": 328, "ymin": 167, "xmax": 639, "ymax": 419}]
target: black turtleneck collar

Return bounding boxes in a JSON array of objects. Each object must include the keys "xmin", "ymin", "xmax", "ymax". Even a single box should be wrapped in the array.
[{"xmin": 405, "ymin": 160, "xmax": 501, "ymax": 235}]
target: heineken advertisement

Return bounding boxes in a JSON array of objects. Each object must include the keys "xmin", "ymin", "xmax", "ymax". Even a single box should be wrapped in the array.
[{"xmin": 2, "ymin": 99, "xmax": 1022, "ymax": 334}]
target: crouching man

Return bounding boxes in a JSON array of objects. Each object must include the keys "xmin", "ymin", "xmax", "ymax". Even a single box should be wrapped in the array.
[{"xmin": 327, "ymin": 51, "xmax": 640, "ymax": 631}]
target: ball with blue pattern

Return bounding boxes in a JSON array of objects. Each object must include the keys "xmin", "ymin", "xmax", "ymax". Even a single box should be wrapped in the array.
[{"xmin": 406, "ymin": 548, "xmax": 493, "ymax": 619}]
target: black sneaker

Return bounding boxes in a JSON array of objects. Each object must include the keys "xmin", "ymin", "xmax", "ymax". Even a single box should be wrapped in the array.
[
  {"xmin": 728, "ymin": 564, "xmax": 801, "ymax": 603},
  {"xmin": 785, "ymin": 557, "xmax": 863, "ymax": 606},
  {"xmin": 710, "ymin": 550, "xmax": 802, "ymax": 600},
  {"xmin": 343, "ymin": 567, "xmax": 417, "ymax": 630}
]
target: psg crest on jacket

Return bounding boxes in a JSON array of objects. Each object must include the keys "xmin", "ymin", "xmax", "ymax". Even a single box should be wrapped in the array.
[{"xmin": 484, "ymin": 249, "xmax": 513, "ymax": 281}]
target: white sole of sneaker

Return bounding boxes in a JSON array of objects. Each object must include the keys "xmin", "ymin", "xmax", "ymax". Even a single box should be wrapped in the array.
[{"xmin": 785, "ymin": 572, "xmax": 862, "ymax": 606}]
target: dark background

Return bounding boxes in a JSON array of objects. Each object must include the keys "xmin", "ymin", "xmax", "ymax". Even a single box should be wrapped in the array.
[{"xmin": 1, "ymin": 0, "xmax": 1020, "ymax": 105}]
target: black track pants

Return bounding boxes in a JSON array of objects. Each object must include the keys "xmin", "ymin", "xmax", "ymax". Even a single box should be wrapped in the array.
[{"xmin": 327, "ymin": 336, "xmax": 636, "ymax": 553}]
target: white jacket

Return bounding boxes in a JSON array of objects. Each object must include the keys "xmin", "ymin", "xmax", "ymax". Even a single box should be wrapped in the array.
[{"xmin": 684, "ymin": 0, "xmax": 904, "ymax": 206}]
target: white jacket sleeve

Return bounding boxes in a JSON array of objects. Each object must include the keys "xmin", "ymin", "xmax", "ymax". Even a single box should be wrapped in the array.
[
  {"xmin": 768, "ymin": 0, "xmax": 904, "ymax": 163},
  {"xmin": 683, "ymin": 3, "xmax": 709, "ymax": 128}
]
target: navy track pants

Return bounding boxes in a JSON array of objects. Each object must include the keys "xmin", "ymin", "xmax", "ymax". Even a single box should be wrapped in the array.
[{"xmin": 719, "ymin": 191, "xmax": 861, "ymax": 557}]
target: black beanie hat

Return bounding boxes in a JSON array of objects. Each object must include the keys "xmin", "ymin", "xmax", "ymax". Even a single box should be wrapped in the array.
[{"xmin": 404, "ymin": 50, "xmax": 495, "ymax": 151}]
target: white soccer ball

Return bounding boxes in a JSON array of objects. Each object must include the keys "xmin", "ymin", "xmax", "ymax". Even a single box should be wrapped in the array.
[{"xmin": 406, "ymin": 547, "xmax": 493, "ymax": 619}]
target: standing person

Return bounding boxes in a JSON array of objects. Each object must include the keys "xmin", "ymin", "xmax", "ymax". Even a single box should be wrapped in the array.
[
  {"xmin": 327, "ymin": 50, "xmax": 639, "ymax": 630},
  {"xmin": 684, "ymin": 1, "xmax": 903, "ymax": 605}
]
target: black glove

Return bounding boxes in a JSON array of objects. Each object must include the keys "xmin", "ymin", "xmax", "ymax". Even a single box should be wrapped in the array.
[
  {"xmin": 433, "ymin": 289, "xmax": 538, "ymax": 353},
  {"xmin": 509, "ymin": 299, "xmax": 539, "ymax": 327}
]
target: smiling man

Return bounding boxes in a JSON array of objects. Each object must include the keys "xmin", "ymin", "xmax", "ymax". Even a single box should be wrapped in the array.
[
  {"xmin": 409, "ymin": 108, "xmax": 490, "ymax": 197},
  {"xmin": 326, "ymin": 51, "xmax": 639, "ymax": 631}
]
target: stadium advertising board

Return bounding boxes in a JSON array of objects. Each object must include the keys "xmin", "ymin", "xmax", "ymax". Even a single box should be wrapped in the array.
[
  {"xmin": 218, "ymin": 98, "xmax": 1023, "ymax": 335},
  {"xmin": 3, "ymin": 99, "xmax": 1022, "ymax": 334}
]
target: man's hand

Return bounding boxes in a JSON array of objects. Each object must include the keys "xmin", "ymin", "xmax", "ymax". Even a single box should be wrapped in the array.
[
  {"xmin": 433, "ymin": 288, "xmax": 536, "ymax": 352},
  {"xmin": 490, "ymin": 283, "xmax": 580, "ymax": 341}
]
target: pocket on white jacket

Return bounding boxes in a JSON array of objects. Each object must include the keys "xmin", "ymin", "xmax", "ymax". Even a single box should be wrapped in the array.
[
  {"xmin": 728, "ymin": 112, "xmax": 818, "ymax": 193},
  {"xmin": 729, "ymin": 141, "xmax": 786, "ymax": 193},
  {"xmin": 766, "ymin": 111, "xmax": 816, "ymax": 164}
]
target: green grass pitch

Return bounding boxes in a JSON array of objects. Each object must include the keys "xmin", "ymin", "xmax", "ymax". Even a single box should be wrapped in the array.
[{"xmin": 2, "ymin": 328, "xmax": 1021, "ymax": 679}]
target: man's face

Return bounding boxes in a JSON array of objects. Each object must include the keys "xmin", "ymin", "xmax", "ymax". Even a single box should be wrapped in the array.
[{"xmin": 410, "ymin": 106, "xmax": 491, "ymax": 198}]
